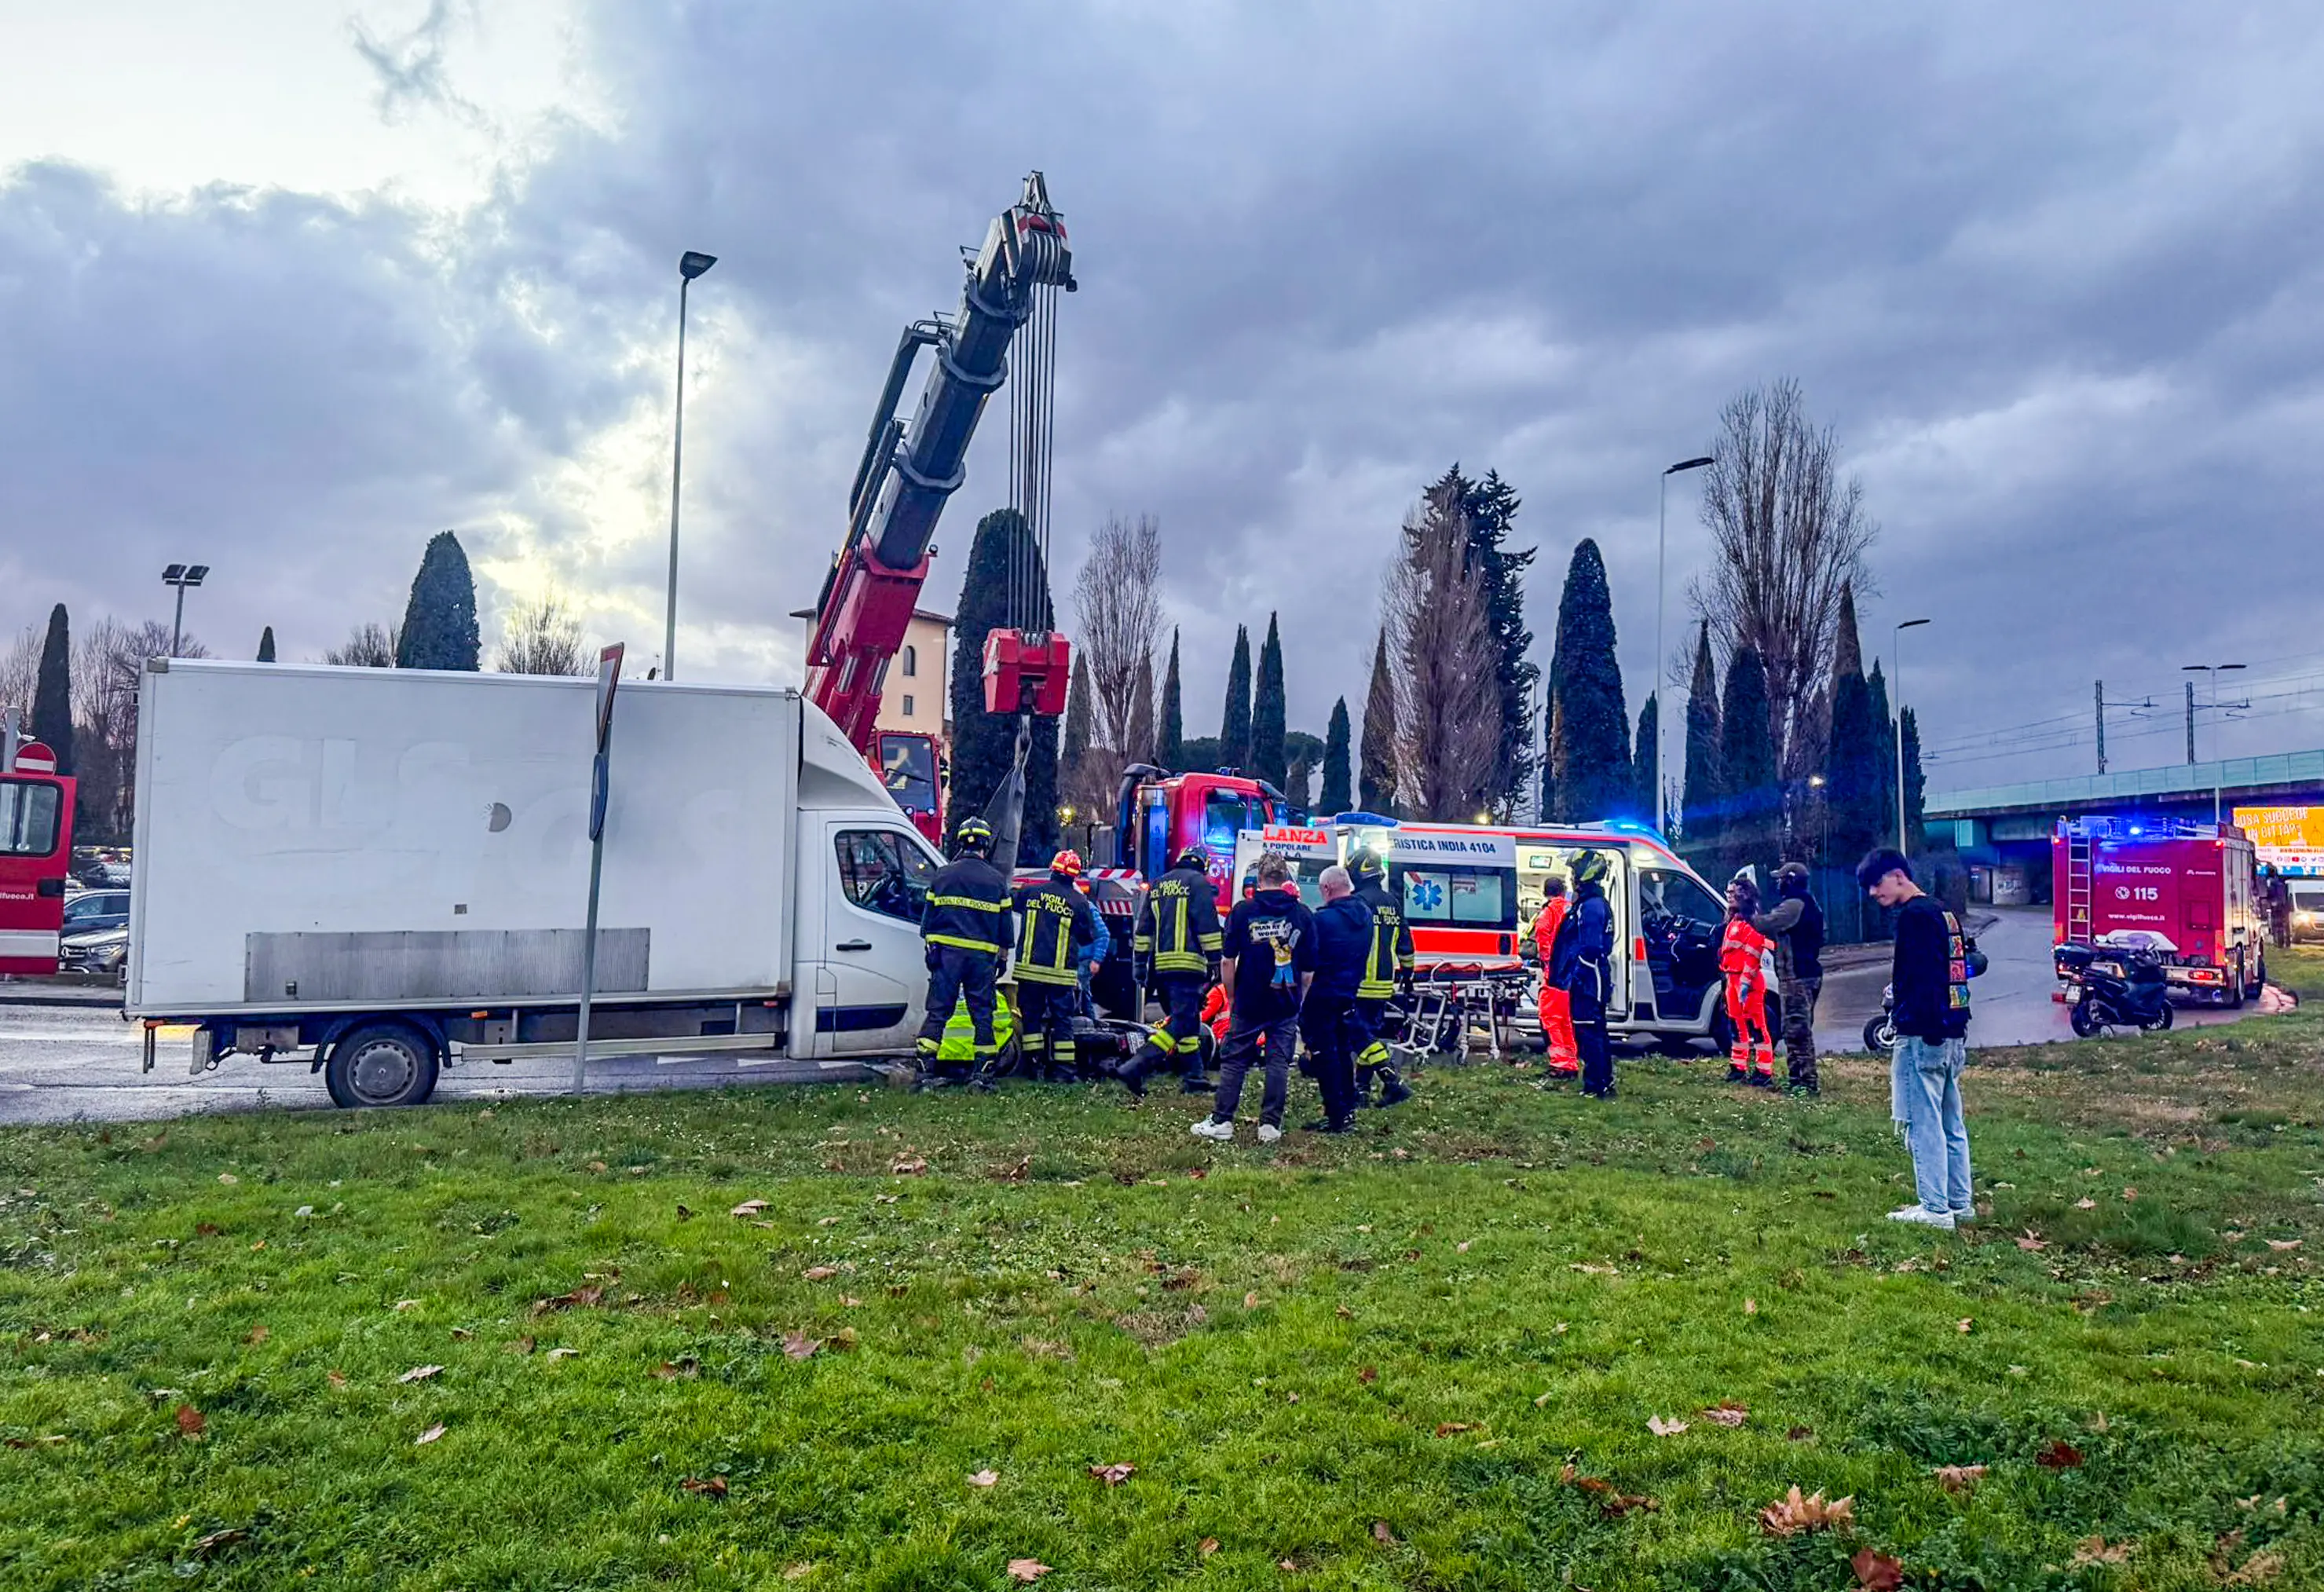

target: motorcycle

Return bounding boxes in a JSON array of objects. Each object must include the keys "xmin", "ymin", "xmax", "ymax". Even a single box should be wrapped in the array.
[
  {"xmin": 1862, "ymin": 985, "xmax": 1898, "ymax": 1056},
  {"xmin": 2055, "ymin": 940, "xmax": 2173, "ymax": 1037}
]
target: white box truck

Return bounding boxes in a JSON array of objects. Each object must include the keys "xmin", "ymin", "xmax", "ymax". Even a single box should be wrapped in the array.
[{"xmin": 126, "ymin": 658, "xmax": 942, "ymax": 1106}]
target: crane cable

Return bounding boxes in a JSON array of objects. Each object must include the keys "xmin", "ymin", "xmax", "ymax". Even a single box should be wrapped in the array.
[{"xmin": 1005, "ymin": 269, "xmax": 1060, "ymax": 636}]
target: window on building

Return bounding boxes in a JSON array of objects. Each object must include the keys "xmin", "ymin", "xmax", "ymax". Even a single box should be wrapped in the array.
[
  {"xmin": 902, "ymin": 694, "xmax": 915, "ymax": 718},
  {"xmin": 902, "ymin": 644, "xmax": 917, "ymax": 678}
]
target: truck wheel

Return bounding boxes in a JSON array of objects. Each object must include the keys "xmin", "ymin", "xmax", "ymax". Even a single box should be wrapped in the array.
[
  {"xmin": 2225, "ymin": 959, "xmax": 2245, "ymax": 1009},
  {"xmin": 2250, "ymin": 950, "xmax": 2267, "ymax": 999},
  {"xmin": 324, "ymin": 1022, "xmax": 441, "ymax": 1108}
]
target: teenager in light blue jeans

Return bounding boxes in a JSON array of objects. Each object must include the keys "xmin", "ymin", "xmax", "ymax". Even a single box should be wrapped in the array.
[
  {"xmin": 1894, "ymin": 1035, "xmax": 1971, "ymax": 1220},
  {"xmin": 1862, "ymin": 846, "xmax": 1973, "ymax": 1231}
]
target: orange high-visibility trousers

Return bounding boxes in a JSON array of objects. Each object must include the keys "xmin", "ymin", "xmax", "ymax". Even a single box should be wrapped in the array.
[
  {"xmin": 1537, "ymin": 982, "xmax": 1579, "ymax": 1073},
  {"xmin": 1724, "ymin": 973, "xmax": 1775, "ymax": 1078}
]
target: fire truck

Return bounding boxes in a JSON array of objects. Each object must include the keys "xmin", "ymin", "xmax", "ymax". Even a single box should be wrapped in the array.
[
  {"xmin": 2052, "ymin": 815, "xmax": 2267, "ymax": 1005},
  {"xmin": 0, "ymin": 727, "xmax": 75, "ymax": 976}
]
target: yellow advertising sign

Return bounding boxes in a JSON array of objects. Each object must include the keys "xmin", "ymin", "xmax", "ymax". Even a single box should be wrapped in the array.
[{"xmin": 2234, "ymin": 806, "xmax": 2324, "ymax": 874}]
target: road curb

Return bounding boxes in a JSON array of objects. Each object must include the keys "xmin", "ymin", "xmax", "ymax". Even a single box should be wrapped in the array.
[{"xmin": 0, "ymin": 990, "xmax": 127, "ymax": 1011}]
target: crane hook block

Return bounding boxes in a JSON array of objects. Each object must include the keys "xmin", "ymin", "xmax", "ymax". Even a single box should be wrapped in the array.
[{"xmin": 982, "ymin": 629, "xmax": 1072, "ymax": 717}]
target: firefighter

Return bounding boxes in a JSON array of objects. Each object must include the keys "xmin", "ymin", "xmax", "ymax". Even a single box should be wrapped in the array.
[
  {"xmin": 1751, "ymin": 861, "xmax": 1824, "ymax": 1093},
  {"xmin": 1529, "ymin": 873, "xmax": 1579, "ymax": 1078},
  {"xmin": 1719, "ymin": 870, "xmax": 1777, "ymax": 1085},
  {"xmin": 915, "ymin": 816, "xmax": 1009, "ymax": 1088},
  {"xmin": 1348, "ymin": 850, "xmax": 1415, "ymax": 1107},
  {"xmin": 1013, "ymin": 851, "xmax": 1099, "ymax": 1082},
  {"xmin": 1549, "ymin": 849, "xmax": 1618, "ymax": 1099},
  {"xmin": 1116, "ymin": 845, "xmax": 1225, "ymax": 1096}
]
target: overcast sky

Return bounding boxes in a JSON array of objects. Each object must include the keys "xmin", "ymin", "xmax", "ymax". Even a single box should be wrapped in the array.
[{"xmin": 5, "ymin": 0, "xmax": 2321, "ymax": 796}]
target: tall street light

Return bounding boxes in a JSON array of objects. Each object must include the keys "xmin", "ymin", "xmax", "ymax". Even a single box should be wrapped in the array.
[
  {"xmin": 162, "ymin": 563, "xmax": 210, "ymax": 657},
  {"xmin": 1653, "ymin": 454, "xmax": 1716, "ymax": 833},
  {"xmin": 662, "ymin": 250, "xmax": 718, "ymax": 682},
  {"xmin": 1894, "ymin": 618, "xmax": 1931, "ymax": 854},
  {"xmin": 2182, "ymin": 661, "xmax": 2246, "ymax": 825}
]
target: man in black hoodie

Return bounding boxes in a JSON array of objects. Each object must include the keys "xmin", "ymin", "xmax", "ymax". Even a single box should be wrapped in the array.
[
  {"xmin": 1300, "ymin": 864, "xmax": 1372, "ymax": 1133},
  {"xmin": 1550, "ymin": 849, "xmax": 1617, "ymax": 1100},
  {"xmin": 1752, "ymin": 862, "xmax": 1825, "ymax": 1093},
  {"xmin": 1858, "ymin": 847, "xmax": 1973, "ymax": 1231},
  {"xmin": 1191, "ymin": 853, "xmax": 1316, "ymax": 1143}
]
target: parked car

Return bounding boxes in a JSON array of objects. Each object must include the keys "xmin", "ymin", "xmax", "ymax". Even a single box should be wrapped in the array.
[
  {"xmin": 2290, "ymin": 881, "xmax": 2324, "ymax": 944},
  {"xmin": 60, "ymin": 925, "xmax": 130, "ymax": 983},
  {"xmin": 60, "ymin": 889, "xmax": 132, "ymax": 937}
]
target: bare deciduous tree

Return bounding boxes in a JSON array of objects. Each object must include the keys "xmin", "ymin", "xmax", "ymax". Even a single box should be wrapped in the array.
[
  {"xmin": 1071, "ymin": 514, "xmax": 1164, "ymax": 799},
  {"xmin": 70, "ymin": 618, "xmax": 202, "ymax": 841},
  {"xmin": 325, "ymin": 623, "xmax": 401, "ymax": 668},
  {"xmin": 1689, "ymin": 378, "xmax": 1878, "ymax": 793},
  {"xmin": 496, "ymin": 592, "xmax": 590, "ymax": 676},
  {"xmin": 0, "ymin": 623, "xmax": 38, "ymax": 726},
  {"xmin": 1383, "ymin": 483, "xmax": 1501, "ymax": 822}
]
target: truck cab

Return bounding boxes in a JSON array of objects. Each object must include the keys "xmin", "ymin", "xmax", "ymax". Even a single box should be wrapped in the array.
[{"xmin": 0, "ymin": 739, "xmax": 75, "ymax": 976}]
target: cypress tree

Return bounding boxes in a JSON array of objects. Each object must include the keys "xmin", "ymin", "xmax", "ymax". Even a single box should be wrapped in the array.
[
  {"xmin": 1283, "ymin": 755, "xmax": 1313, "ymax": 809},
  {"xmin": 1546, "ymin": 539, "xmax": 1631, "ymax": 823},
  {"xmin": 1680, "ymin": 623, "xmax": 1722, "ymax": 861},
  {"xmin": 1359, "ymin": 628, "xmax": 1397, "ymax": 814},
  {"xmin": 1868, "ymin": 661, "xmax": 1898, "ymax": 851},
  {"xmin": 1059, "ymin": 652, "xmax": 1094, "ymax": 814},
  {"xmin": 1437, "ymin": 466, "xmax": 1538, "ymax": 812},
  {"xmin": 1824, "ymin": 586, "xmax": 1882, "ymax": 871},
  {"xmin": 1631, "ymin": 693, "xmax": 1659, "ymax": 826},
  {"xmin": 1219, "ymin": 625, "xmax": 1252, "ymax": 772},
  {"xmin": 1251, "ymin": 612, "xmax": 1287, "ymax": 789},
  {"xmin": 1126, "ymin": 653, "xmax": 1155, "ymax": 765},
  {"xmin": 1320, "ymin": 697, "xmax": 1352, "ymax": 814},
  {"xmin": 947, "ymin": 508, "xmax": 1060, "ymax": 856},
  {"xmin": 1156, "ymin": 628, "xmax": 1184, "ymax": 770},
  {"xmin": 396, "ymin": 531, "xmax": 481, "ymax": 671},
  {"xmin": 31, "ymin": 604, "xmax": 73, "ymax": 774},
  {"xmin": 255, "ymin": 627, "xmax": 276, "ymax": 663},
  {"xmin": 1901, "ymin": 705, "xmax": 1927, "ymax": 855},
  {"xmin": 1719, "ymin": 644, "xmax": 1779, "ymax": 873}
]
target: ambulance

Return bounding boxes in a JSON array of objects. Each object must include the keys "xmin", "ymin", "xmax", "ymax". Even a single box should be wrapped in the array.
[{"xmin": 1229, "ymin": 816, "xmax": 1731, "ymax": 1050}]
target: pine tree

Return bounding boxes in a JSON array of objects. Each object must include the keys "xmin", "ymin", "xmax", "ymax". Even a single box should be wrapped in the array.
[
  {"xmin": 1251, "ymin": 612, "xmax": 1287, "ymax": 789},
  {"xmin": 1631, "ymin": 693, "xmax": 1659, "ymax": 826},
  {"xmin": 1432, "ymin": 466, "xmax": 1538, "ymax": 812},
  {"xmin": 1680, "ymin": 622, "xmax": 1722, "ymax": 861},
  {"xmin": 1219, "ymin": 625, "xmax": 1252, "ymax": 771},
  {"xmin": 396, "ymin": 531, "xmax": 481, "ymax": 671},
  {"xmin": 1284, "ymin": 755, "xmax": 1313, "ymax": 809},
  {"xmin": 1719, "ymin": 645, "xmax": 1779, "ymax": 873},
  {"xmin": 31, "ymin": 604, "xmax": 73, "ymax": 774},
  {"xmin": 255, "ymin": 627, "xmax": 276, "ymax": 663},
  {"xmin": 1359, "ymin": 629, "xmax": 1397, "ymax": 814},
  {"xmin": 948, "ymin": 508, "xmax": 1060, "ymax": 857},
  {"xmin": 1059, "ymin": 652, "xmax": 1094, "ymax": 814},
  {"xmin": 1156, "ymin": 628, "xmax": 1184, "ymax": 770},
  {"xmin": 1320, "ymin": 697, "xmax": 1352, "ymax": 814},
  {"xmin": 1901, "ymin": 705, "xmax": 1927, "ymax": 855},
  {"xmin": 1546, "ymin": 540, "xmax": 1631, "ymax": 822}
]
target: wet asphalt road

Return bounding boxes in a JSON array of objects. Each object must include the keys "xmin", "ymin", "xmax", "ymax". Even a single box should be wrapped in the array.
[{"xmin": 0, "ymin": 907, "xmax": 2265, "ymax": 1126}]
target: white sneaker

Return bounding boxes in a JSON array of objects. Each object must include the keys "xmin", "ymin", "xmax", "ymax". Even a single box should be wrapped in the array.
[
  {"xmin": 1949, "ymin": 1206, "xmax": 1977, "ymax": 1224},
  {"xmin": 1190, "ymin": 1118, "xmax": 1235, "ymax": 1142},
  {"xmin": 1256, "ymin": 1123, "xmax": 1283, "ymax": 1144},
  {"xmin": 1887, "ymin": 1205, "xmax": 1956, "ymax": 1230}
]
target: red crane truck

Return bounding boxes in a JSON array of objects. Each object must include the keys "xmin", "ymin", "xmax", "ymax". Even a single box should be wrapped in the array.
[{"xmin": 2052, "ymin": 815, "xmax": 2267, "ymax": 1006}]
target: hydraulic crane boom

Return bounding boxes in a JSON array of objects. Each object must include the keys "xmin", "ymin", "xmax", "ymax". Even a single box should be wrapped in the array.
[{"xmin": 807, "ymin": 173, "xmax": 1076, "ymax": 752}]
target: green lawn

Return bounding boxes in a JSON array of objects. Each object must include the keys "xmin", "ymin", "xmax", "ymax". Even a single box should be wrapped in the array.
[{"xmin": 5, "ymin": 975, "xmax": 2322, "ymax": 1590}]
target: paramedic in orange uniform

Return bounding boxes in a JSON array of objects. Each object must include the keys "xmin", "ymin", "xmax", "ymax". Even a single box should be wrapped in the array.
[
  {"xmin": 1531, "ymin": 874, "xmax": 1579, "ymax": 1076},
  {"xmin": 1719, "ymin": 870, "xmax": 1777, "ymax": 1085}
]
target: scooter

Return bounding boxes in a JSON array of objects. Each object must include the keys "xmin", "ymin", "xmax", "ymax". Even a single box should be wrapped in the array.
[
  {"xmin": 1862, "ymin": 986, "xmax": 1898, "ymax": 1056},
  {"xmin": 2055, "ymin": 941, "xmax": 2173, "ymax": 1037}
]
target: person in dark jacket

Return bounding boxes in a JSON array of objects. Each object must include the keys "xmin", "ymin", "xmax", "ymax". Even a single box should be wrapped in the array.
[
  {"xmin": 1752, "ymin": 861, "xmax": 1826, "ymax": 1093},
  {"xmin": 1858, "ymin": 847, "xmax": 1973, "ymax": 1230},
  {"xmin": 1014, "ymin": 851, "xmax": 1100, "ymax": 1081},
  {"xmin": 1549, "ymin": 849, "xmax": 1617, "ymax": 1099},
  {"xmin": 1118, "ymin": 846, "xmax": 1226, "ymax": 1096},
  {"xmin": 1347, "ymin": 851, "xmax": 1415, "ymax": 1107},
  {"xmin": 1191, "ymin": 853, "xmax": 1316, "ymax": 1143},
  {"xmin": 1300, "ymin": 864, "xmax": 1373, "ymax": 1133},
  {"xmin": 916, "ymin": 816, "xmax": 1010, "ymax": 1088}
]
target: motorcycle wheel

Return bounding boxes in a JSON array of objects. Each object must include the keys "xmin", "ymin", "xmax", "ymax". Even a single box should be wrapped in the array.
[
  {"xmin": 1861, "ymin": 1014, "xmax": 1897, "ymax": 1055},
  {"xmin": 2070, "ymin": 997, "xmax": 2103, "ymax": 1039},
  {"xmin": 2141, "ymin": 1001, "xmax": 2174, "ymax": 1033}
]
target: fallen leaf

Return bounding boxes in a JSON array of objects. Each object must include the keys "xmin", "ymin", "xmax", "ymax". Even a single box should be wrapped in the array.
[
  {"xmin": 2015, "ymin": 1231, "xmax": 2049, "ymax": 1252},
  {"xmin": 1534, "ymin": 1391, "xmax": 1554, "ymax": 1407},
  {"xmin": 243, "ymin": 1324, "xmax": 269, "ymax": 1345},
  {"xmin": 1372, "ymin": 1520, "xmax": 1396, "ymax": 1544},
  {"xmin": 783, "ymin": 1330, "xmax": 822, "ymax": 1361},
  {"xmin": 1334, "ymin": 1304, "xmax": 1353, "ymax": 1319},
  {"xmin": 1957, "ymin": 1318, "xmax": 1974, "ymax": 1334},
  {"xmin": 530, "ymin": 1285, "xmax": 604, "ymax": 1316},
  {"xmin": 1245, "ymin": 1290, "xmax": 1261, "ymax": 1308},
  {"xmin": 397, "ymin": 1364, "xmax": 443, "ymax": 1384},
  {"xmin": 1744, "ymin": 1297, "xmax": 1759, "ymax": 1316},
  {"xmin": 2036, "ymin": 1439, "xmax": 2084, "ymax": 1469},
  {"xmin": 2075, "ymin": 1198, "xmax": 2096, "ymax": 1210},
  {"xmin": 586, "ymin": 1161, "xmax": 607, "ymax": 1173},
  {"xmin": 2266, "ymin": 1239, "xmax": 2302, "ymax": 1251},
  {"xmin": 546, "ymin": 1346, "xmax": 580, "ymax": 1361},
  {"xmin": 681, "ymin": 1475, "xmax": 729, "ymax": 1498},
  {"xmin": 1851, "ymin": 1547, "xmax": 1906, "ymax": 1590},
  {"xmin": 1199, "ymin": 1537, "xmax": 1220, "ymax": 1557},
  {"xmin": 1933, "ymin": 1462, "xmax": 1986, "ymax": 1494},
  {"xmin": 1648, "ymin": 1415, "xmax": 1689, "ymax": 1436},
  {"xmin": 1456, "ymin": 1241, "xmax": 1471, "ymax": 1253},
  {"xmin": 783, "ymin": 1564, "xmax": 813, "ymax": 1580},
  {"xmin": 2070, "ymin": 1535, "xmax": 2131, "ymax": 1566},
  {"xmin": 326, "ymin": 1370, "xmax": 347, "ymax": 1389},
  {"xmin": 802, "ymin": 1265, "xmax": 839, "ymax": 1282},
  {"xmin": 968, "ymin": 1469, "xmax": 999, "ymax": 1488},
  {"xmin": 393, "ymin": 1299, "xmax": 421, "ymax": 1312},
  {"xmin": 1700, "ymin": 1401, "xmax": 1748, "ymax": 1428},
  {"xmin": 508, "ymin": 1336, "xmax": 536, "ymax": 1355},
  {"xmin": 195, "ymin": 1222, "xmax": 219, "ymax": 1236},
  {"xmin": 891, "ymin": 1157, "xmax": 928, "ymax": 1177},
  {"xmin": 414, "ymin": 1422, "xmax": 446, "ymax": 1445},
  {"xmin": 218, "ymin": 1173, "xmax": 238, "ymax": 1185},
  {"xmin": 675, "ymin": 1204, "xmax": 694, "ymax": 1221},
  {"xmin": 2122, "ymin": 1187, "xmax": 2137, "ymax": 1202},
  {"xmin": 1759, "ymin": 1486, "xmax": 1855, "ymax": 1536},
  {"xmin": 653, "ymin": 1358, "xmax": 700, "ymax": 1380},
  {"xmin": 1433, "ymin": 1422, "xmax": 1476, "ymax": 1437},
  {"xmin": 174, "ymin": 1404, "xmax": 206, "ymax": 1436},
  {"xmin": 1087, "ymin": 1462, "xmax": 1136, "ymax": 1486},
  {"xmin": 192, "ymin": 1526, "xmax": 249, "ymax": 1557},
  {"xmin": 730, "ymin": 1199, "xmax": 768, "ymax": 1217},
  {"xmin": 1358, "ymin": 1365, "xmax": 1378, "ymax": 1384},
  {"xmin": 1278, "ymin": 1560, "xmax": 1299, "ymax": 1573},
  {"xmin": 448, "ymin": 1327, "xmax": 473, "ymax": 1341},
  {"xmin": 1786, "ymin": 1426, "xmax": 1815, "ymax": 1442},
  {"xmin": 1006, "ymin": 1560, "xmax": 1051, "ymax": 1583}
]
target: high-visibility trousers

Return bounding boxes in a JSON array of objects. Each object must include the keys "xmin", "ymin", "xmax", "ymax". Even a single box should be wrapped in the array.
[
  {"xmin": 1536, "ymin": 982, "xmax": 1578, "ymax": 1073},
  {"xmin": 1724, "ymin": 973, "xmax": 1775, "ymax": 1078}
]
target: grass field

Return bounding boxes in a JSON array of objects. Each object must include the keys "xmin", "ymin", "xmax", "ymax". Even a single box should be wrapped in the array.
[{"xmin": 4, "ymin": 964, "xmax": 2322, "ymax": 1590}]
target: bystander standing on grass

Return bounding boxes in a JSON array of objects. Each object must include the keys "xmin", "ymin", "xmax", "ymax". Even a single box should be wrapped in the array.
[{"xmin": 1860, "ymin": 846, "xmax": 1974, "ymax": 1229}]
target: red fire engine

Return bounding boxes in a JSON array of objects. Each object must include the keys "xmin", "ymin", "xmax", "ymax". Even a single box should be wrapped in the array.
[
  {"xmin": 2052, "ymin": 815, "xmax": 2267, "ymax": 1005},
  {"xmin": 0, "ymin": 734, "xmax": 75, "ymax": 976}
]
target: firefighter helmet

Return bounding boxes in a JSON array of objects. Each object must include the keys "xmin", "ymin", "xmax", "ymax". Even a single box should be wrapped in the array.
[
  {"xmin": 1173, "ymin": 845, "xmax": 1210, "ymax": 873},
  {"xmin": 1051, "ymin": 849, "xmax": 1085, "ymax": 877},
  {"xmin": 953, "ymin": 817, "xmax": 994, "ymax": 853},
  {"xmin": 1349, "ymin": 849, "xmax": 1387, "ymax": 884}
]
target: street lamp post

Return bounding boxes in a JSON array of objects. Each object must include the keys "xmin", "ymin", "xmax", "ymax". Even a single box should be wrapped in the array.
[
  {"xmin": 1654, "ymin": 455, "xmax": 1716, "ymax": 833},
  {"xmin": 161, "ymin": 563, "xmax": 210, "ymax": 657},
  {"xmin": 2182, "ymin": 661, "xmax": 2246, "ymax": 825},
  {"xmin": 662, "ymin": 251, "xmax": 718, "ymax": 682},
  {"xmin": 1894, "ymin": 618, "xmax": 1931, "ymax": 855}
]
